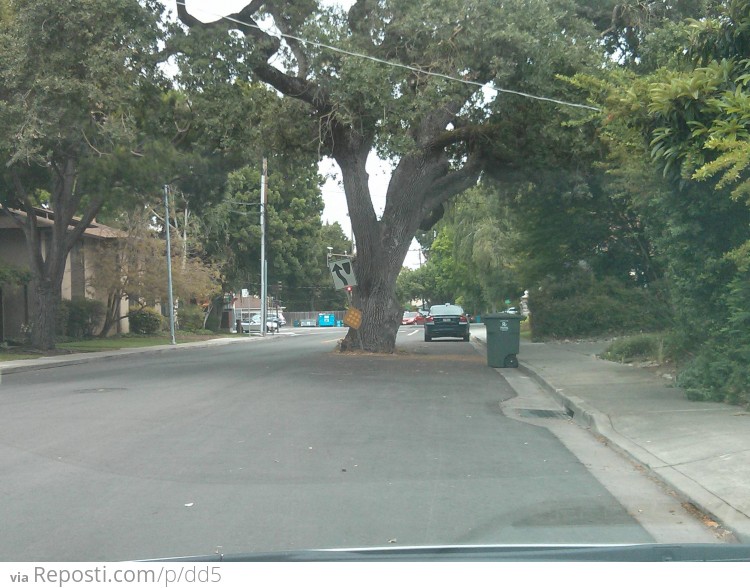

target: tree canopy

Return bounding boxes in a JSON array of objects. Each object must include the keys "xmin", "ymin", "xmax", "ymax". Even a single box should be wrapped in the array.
[
  {"xmin": 0, "ymin": 0, "xmax": 169, "ymax": 348},
  {"xmin": 174, "ymin": 0, "xmax": 604, "ymax": 351},
  {"xmin": 5, "ymin": 0, "xmax": 748, "ymax": 406},
  {"xmin": 407, "ymin": 0, "xmax": 750, "ymax": 403}
]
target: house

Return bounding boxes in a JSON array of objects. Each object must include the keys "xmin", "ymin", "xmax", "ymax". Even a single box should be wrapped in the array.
[
  {"xmin": 222, "ymin": 292, "xmax": 286, "ymax": 331},
  {"xmin": 0, "ymin": 207, "xmax": 130, "ymax": 341}
]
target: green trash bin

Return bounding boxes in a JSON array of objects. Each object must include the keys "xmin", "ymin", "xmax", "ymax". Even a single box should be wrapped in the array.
[{"xmin": 483, "ymin": 312, "xmax": 525, "ymax": 368}]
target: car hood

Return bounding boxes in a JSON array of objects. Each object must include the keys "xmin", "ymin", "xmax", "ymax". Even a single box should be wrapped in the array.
[{"xmin": 149, "ymin": 543, "xmax": 750, "ymax": 562}]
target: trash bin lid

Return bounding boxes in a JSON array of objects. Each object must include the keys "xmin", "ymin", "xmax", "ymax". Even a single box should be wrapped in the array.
[{"xmin": 484, "ymin": 312, "xmax": 525, "ymax": 320}]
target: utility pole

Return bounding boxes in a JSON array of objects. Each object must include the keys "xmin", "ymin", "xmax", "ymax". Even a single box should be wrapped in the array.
[
  {"xmin": 163, "ymin": 185, "xmax": 176, "ymax": 345},
  {"xmin": 260, "ymin": 158, "xmax": 268, "ymax": 337}
]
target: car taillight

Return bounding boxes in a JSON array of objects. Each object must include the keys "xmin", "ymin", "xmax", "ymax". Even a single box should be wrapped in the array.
[
  {"xmin": 459, "ymin": 314, "xmax": 468, "ymax": 324},
  {"xmin": 425, "ymin": 315, "xmax": 434, "ymax": 324}
]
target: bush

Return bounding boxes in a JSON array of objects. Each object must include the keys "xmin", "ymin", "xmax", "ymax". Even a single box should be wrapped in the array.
[
  {"xmin": 56, "ymin": 300, "xmax": 71, "ymax": 338},
  {"xmin": 178, "ymin": 304, "xmax": 206, "ymax": 332},
  {"xmin": 601, "ymin": 333, "xmax": 676, "ymax": 363},
  {"xmin": 676, "ymin": 342, "xmax": 750, "ymax": 407},
  {"xmin": 528, "ymin": 269, "xmax": 672, "ymax": 340},
  {"xmin": 56, "ymin": 297, "xmax": 105, "ymax": 338},
  {"xmin": 67, "ymin": 297, "xmax": 105, "ymax": 338},
  {"xmin": 127, "ymin": 308, "xmax": 164, "ymax": 334},
  {"xmin": 672, "ymin": 272, "xmax": 750, "ymax": 407},
  {"xmin": 203, "ymin": 299, "xmax": 222, "ymax": 332}
]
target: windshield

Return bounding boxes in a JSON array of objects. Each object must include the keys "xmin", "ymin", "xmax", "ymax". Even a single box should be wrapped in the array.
[{"xmin": 1, "ymin": 0, "xmax": 747, "ymax": 571}]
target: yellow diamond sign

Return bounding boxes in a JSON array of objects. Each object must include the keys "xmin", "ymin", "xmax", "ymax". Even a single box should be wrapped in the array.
[{"xmin": 343, "ymin": 307, "xmax": 363, "ymax": 330}]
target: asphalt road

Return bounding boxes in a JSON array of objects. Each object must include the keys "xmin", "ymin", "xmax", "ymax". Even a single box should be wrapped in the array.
[{"xmin": 0, "ymin": 327, "xmax": 685, "ymax": 560}]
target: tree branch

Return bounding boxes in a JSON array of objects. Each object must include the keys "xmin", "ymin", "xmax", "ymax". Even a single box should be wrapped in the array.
[
  {"xmin": 176, "ymin": 0, "xmax": 265, "ymax": 34},
  {"xmin": 176, "ymin": 1, "xmax": 328, "ymax": 110},
  {"xmin": 413, "ymin": 91, "xmax": 481, "ymax": 149},
  {"xmin": 422, "ymin": 150, "xmax": 484, "ymax": 215},
  {"xmin": 265, "ymin": 3, "xmax": 308, "ymax": 77},
  {"xmin": 64, "ymin": 194, "xmax": 107, "ymax": 254},
  {"xmin": 425, "ymin": 123, "xmax": 493, "ymax": 153},
  {"xmin": 7, "ymin": 170, "xmax": 45, "ymax": 275},
  {"xmin": 347, "ymin": 0, "xmax": 377, "ymax": 52}
]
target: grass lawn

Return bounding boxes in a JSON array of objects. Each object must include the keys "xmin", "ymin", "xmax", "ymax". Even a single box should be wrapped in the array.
[
  {"xmin": 0, "ymin": 332, "xmax": 240, "ymax": 359},
  {"xmin": 0, "ymin": 350, "xmax": 44, "ymax": 362}
]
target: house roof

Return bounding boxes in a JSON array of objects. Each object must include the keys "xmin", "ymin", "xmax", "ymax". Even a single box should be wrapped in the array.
[
  {"xmin": 231, "ymin": 293, "xmax": 285, "ymax": 311},
  {"xmin": 0, "ymin": 207, "xmax": 125, "ymax": 239}
]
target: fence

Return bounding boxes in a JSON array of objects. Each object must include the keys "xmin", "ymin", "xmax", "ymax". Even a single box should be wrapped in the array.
[{"xmin": 285, "ymin": 310, "xmax": 346, "ymax": 326}]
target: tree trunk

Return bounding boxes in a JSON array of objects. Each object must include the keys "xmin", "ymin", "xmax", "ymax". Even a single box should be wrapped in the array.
[
  {"xmin": 98, "ymin": 291, "xmax": 122, "ymax": 337},
  {"xmin": 336, "ymin": 150, "xmax": 430, "ymax": 353},
  {"xmin": 8, "ymin": 159, "xmax": 105, "ymax": 351},
  {"xmin": 174, "ymin": 3, "xmax": 484, "ymax": 353},
  {"xmin": 339, "ymin": 260, "xmax": 405, "ymax": 353},
  {"xmin": 32, "ymin": 278, "xmax": 63, "ymax": 351},
  {"xmin": 202, "ymin": 300, "xmax": 213, "ymax": 329}
]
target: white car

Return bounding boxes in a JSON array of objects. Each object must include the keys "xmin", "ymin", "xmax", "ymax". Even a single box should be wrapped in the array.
[
  {"xmin": 239, "ymin": 314, "xmax": 279, "ymax": 333},
  {"xmin": 268, "ymin": 311, "xmax": 286, "ymax": 326}
]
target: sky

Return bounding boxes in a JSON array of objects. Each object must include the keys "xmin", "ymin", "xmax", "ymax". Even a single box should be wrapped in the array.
[
  {"xmin": 318, "ymin": 158, "xmax": 423, "ymax": 269},
  {"xmin": 181, "ymin": 0, "xmax": 423, "ymax": 268}
]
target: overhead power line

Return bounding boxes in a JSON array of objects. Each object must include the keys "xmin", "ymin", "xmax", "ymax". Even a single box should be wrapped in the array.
[{"xmin": 175, "ymin": 1, "xmax": 600, "ymax": 112}]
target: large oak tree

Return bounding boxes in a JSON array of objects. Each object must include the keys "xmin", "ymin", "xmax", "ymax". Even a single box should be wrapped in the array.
[{"xmin": 176, "ymin": 0, "xmax": 600, "ymax": 352}]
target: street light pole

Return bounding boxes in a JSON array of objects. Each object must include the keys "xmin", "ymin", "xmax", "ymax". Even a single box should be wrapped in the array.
[
  {"xmin": 163, "ymin": 184, "xmax": 176, "ymax": 345},
  {"xmin": 260, "ymin": 158, "xmax": 268, "ymax": 337}
]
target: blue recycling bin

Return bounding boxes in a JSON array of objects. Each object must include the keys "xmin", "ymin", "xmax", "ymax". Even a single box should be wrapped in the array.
[{"xmin": 318, "ymin": 313, "xmax": 335, "ymax": 327}]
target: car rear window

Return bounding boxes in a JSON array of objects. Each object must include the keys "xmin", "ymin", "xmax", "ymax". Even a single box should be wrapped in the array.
[{"xmin": 429, "ymin": 304, "xmax": 464, "ymax": 316}]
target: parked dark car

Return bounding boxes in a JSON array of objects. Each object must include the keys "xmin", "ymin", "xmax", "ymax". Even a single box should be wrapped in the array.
[{"xmin": 424, "ymin": 303, "xmax": 470, "ymax": 342}]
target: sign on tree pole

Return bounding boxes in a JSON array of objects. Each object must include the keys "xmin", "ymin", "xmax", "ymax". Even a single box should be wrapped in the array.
[{"xmin": 328, "ymin": 259, "xmax": 357, "ymax": 290}]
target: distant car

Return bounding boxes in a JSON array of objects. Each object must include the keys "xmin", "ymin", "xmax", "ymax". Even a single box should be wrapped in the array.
[
  {"xmin": 240, "ymin": 314, "xmax": 279, "ymax": 334},
  {"xmin": 424, "ymin": 303, "xmax": 470, "ymax": 342},
  {"xmin": 401, "ymin": 311, "xmax": 425, "ymax": 325},
  {"xmin": 401, "ymin": 311, "xmax": 416, "ymax": 325},
  {"xmin": 267, "ymin": 316, "xmax": 281, "ymax": 332},
  {"xmin": 504, "ymin": 307, "xmax": 518, "ymax": 314},
  {"xmin": 269, "ymin": 311, "xmax": 286, "ymax": 326}
]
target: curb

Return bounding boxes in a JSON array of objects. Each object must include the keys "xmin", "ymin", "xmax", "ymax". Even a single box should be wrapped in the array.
[
  {"xmin": 515, "ymin": 361, "xmax": 750, "ymax": 544},
  {"xmin": 0, "ymin": 335, "xmax": 263, "ymax": 376},
  {"xmin": 472, "ymin": 332, "xmax": 750, "ymax": 543}
]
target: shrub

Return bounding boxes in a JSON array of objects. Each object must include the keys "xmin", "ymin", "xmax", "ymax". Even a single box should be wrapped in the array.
[
  {"xmin": 673, "ymin": 272, "xmax": 750, "ymax": 407},
  {"xmin": 66, "ymin": 297, "xmax": 105, "ymax": 338},
  {"xmin": 178, "ymin": 304, "xmax": 206, "ymax": 332},
  {"xmin": 601, "ymin": 334, "xmax": 658, "ymax": 363},
  {"xmin": 528, "ymin": 269, "xmax": 672, "ymax": 340},
  {"xmin": 127, "ymin": 308, "xmax": 164, "ymax": 334},
  {"xmin": 204, "ymin": 301, "xmax": 222, "ymax": 332},
  {"xmin": 56, "ymin": 300, "xmax": 71, "ymax": 337},
  {"xmin": 676, "ymin": 343, "xmax": 750, "ymax": 406},
  {"xmin": 600, "ymin": 333, "xmax": 678, "ymax": 364},
  {"xmin": 56, "ymin": 298, "xmax": 105, "ymax": 338}
]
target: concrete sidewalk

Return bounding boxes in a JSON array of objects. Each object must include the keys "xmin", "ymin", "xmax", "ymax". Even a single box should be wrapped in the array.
[{"xmin": 472, "ymin": 324, "xmax": 750, "ymax": 543}]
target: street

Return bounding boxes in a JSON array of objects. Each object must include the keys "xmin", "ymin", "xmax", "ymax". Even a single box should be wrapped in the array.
[{"xmin": 0, "ymin": 328, "xmax": 717, "ymax": 560}]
